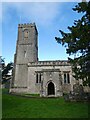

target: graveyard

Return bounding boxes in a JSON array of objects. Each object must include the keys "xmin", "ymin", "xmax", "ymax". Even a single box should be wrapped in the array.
[{"xmin": 2, "ymin": 89, "xmax": 89, "ymax": 118}]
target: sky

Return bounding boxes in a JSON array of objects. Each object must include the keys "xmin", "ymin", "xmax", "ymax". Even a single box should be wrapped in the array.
[{"xmin": 1, "ymin": 0, "xmax": 88, "ymax": 64}]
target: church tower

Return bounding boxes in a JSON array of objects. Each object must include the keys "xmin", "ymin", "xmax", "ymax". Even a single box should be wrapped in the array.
[
  {"xmin": 16, "ymin": 23, "xmax": 38, "ymax": 64},
  {"xmin": 12, "ymin": 23, "xmax": 38, "ymax": 88}
]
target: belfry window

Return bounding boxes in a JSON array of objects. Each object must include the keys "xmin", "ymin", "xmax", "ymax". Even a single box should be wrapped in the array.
[
  {"xmin": 64, "ymin": 73, "xmax": 70, "ymax": 84},
  {"xmin": 24, "ymin": 29, "xmax": 29, "ymax": 38}
]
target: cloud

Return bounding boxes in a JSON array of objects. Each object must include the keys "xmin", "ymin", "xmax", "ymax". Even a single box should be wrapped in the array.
[
  {"xmin": 21, "ymin": 3, "xmax": 60, "ymax": 26},
  {"xmin": 2, "ymin": 2, "xmax": 61, "ymax": 27},
  {"xmin": 1, "ymin": 0, "xmax": 89, "ymax": 26}
]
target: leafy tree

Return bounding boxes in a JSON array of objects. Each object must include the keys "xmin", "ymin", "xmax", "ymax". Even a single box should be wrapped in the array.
[
  {"xmin": 0, "ymin": 56, "xmax": 13, "ymax": 84},
  {"xmin": 55, "ymin": 1, "xmax": 90, "ymax": 86}
]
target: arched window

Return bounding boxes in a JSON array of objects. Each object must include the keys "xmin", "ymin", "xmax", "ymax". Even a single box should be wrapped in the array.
[
  {"xmin": 64, "ymin": 73, "xmax": 70, "ymax": 84},
  {"xmin": 64, "ymin": 73, "xmax": 66, "ymax": 83},
  {"xmin": 36, "ymin": 73, "xmax": 38, "ymax": 83},
  {"xmin": 39, "ymin": 73, "xmax": 41, "ymax": 83},
  {"xmin": 24, "ymin": 29, "xmax": 29, "ymax": 38},
  {"xmin": 36, "ymin": 72, "xmax": 42, "ymax": 83},
  {"xmin": 67, "ymin": 73, "xmax": 70, "ymax": 83}
]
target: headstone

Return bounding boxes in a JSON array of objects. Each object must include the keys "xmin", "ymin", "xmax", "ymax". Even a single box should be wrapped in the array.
[
  {"xmin": 73, "ymin": 83, "xmax": 84, "ymax": 95},
  {"xmin": 73, "ymin": 82, "xmax": 84, "ymax": 100}
]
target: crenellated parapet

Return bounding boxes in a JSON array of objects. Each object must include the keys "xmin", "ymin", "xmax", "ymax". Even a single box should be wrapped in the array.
[
  {"xmin": 18, "ymin": 23, "xmax": 36, "ymax": 28},
  {"xmin": 28, "ymin": 60, "xmax": 70, "ymax": 66},
  {"xmin": 18, "ymin": 22, "xmax": 38, "ymax": 36}
]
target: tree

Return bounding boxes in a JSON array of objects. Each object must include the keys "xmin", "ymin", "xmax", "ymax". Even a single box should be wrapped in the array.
[
  {"xmin": 0, "ymin": 56, "xmax": 13, "ymax": 84},
  {"xmin": 55, "ymin": 1, "xmax": 90, "ymax": 86}
]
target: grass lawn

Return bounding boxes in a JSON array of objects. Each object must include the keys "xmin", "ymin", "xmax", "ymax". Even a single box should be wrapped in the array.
[{"xmin": 2, "ymin": 89, "xmax": 89, "ymax": 118}]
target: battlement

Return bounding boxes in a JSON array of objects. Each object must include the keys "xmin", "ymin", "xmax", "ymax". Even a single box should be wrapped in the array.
[
  {"xmin": 28, "ymin": 60, "xmax": 70, "ymax": 66},
  {"xmin": 18, "ymin": 22, "xmax": 38, "ymax": 35},
  {"xmin": 18, "ymin": 23, "xmax": 36, "ymax": 28}
]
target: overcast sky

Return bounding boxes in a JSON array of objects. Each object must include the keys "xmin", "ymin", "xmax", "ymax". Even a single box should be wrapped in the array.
[{"xmin": 1, "ymin": 0, "xmax": 88, "ymax": 64}]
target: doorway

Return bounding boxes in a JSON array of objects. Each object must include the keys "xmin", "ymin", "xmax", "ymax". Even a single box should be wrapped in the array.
[{"xmin": 48, "ymin": 82, "xmax": 55, "ymax": 95}]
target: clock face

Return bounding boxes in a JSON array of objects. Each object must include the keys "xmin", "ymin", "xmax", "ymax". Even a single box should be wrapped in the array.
[{"xmin": 24, "ymin": 29, "xmax": 29, "ymax": 38}]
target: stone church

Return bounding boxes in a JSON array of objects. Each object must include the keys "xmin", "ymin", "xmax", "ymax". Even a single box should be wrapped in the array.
[{"xmin": 10, "ymin": 23, "xmax": 82, "ymax": 97}]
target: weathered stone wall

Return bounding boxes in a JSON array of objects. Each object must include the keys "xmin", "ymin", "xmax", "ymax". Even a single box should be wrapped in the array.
[
  {"xmin": 14, "ymin": 64, "xmax": 28, "ymax": 87},
  {"xmin": 27, "ymin": 61, "xmax": 75, "ymax": 96},
  {"xmin": 10, "ymin": 88, "xmax": 28, "ymax": 93},
  {"xmin": 16, "ymin": 23, "xmax": 38, "ymax": 64},
  {"xmin": 11, "ymin": 23, "xmax": 38, "ymax": 89}
]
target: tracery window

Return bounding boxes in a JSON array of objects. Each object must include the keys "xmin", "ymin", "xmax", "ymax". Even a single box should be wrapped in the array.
[{"xmin": 64, "ymin": 72, "xmax": 70, "ymax": 84}]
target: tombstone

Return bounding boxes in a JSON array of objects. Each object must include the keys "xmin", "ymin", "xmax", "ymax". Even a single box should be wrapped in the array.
[
  {"xmin": 73, "ymin": 82, "xmax": 84, "ymax": 100},
  {"xmin": 73, "ymin": 83, "xmax": 84, "ymax": 95}
]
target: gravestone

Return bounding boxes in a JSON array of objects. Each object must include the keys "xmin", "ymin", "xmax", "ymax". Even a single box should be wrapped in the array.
[
  {"xmin": 73, "ymin": 82, "xmax": 84, "ymax": 95},
  {"xmin": 73, "ymin": 82, "xmax": 84, "ymax": 100}
]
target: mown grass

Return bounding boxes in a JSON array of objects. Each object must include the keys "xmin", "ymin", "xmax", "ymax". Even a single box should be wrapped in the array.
[
  {"xmin": 24, "ymin": 93, "xmax": 40, "ymax": 97},
  {"xmin": 2, "ymin": 89, "xmax": 89, "ymax": 118}
]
